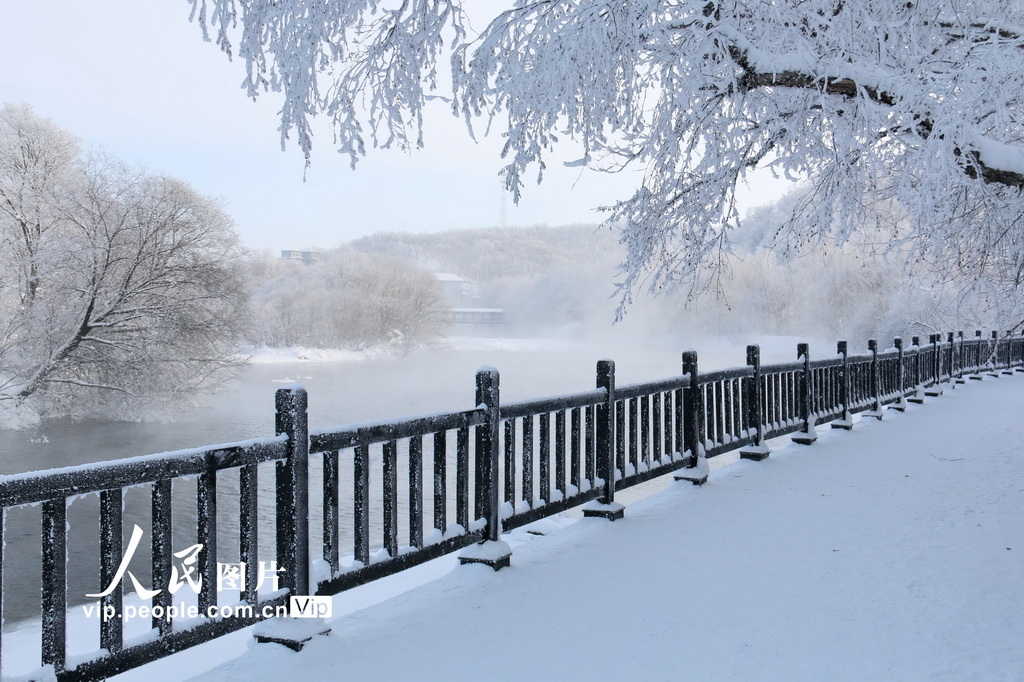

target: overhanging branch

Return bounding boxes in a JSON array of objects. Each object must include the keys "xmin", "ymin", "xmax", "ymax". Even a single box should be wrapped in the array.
[{"xmin": 726, "ymin": 46, "xmax": 1024, "ymax": 190}]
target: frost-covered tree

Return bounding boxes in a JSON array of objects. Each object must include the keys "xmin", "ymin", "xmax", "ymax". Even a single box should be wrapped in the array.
[
  {"xmin": 189, "ymin": 0, "xmax": 1024, "ymax": 302},
  {"xmin": 244, "ymin": 249, "xmax": 445, "ymax": 353},
  {"xmin": 0, "ymin": 106, "xmax": 247, "ymax": 421},
  {"xmin": 0, "ymin": 103, "xmax": 79, "ymax": 306}
]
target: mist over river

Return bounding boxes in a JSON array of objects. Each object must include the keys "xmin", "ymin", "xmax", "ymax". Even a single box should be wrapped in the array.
[{"xmin": 0, "ymin": 338, "xmax": 727, "ymax": 476}]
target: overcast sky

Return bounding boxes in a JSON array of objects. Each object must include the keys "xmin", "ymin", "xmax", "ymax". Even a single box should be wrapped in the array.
[{"xmin": 1, "ymin": 1, "xmax": 794, "ymax": 252}]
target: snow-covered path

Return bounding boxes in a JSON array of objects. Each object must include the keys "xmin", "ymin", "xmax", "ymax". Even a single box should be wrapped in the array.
[{"xmin": 189, "ymin": 375, "xmax": 1024, "ymax": 682}]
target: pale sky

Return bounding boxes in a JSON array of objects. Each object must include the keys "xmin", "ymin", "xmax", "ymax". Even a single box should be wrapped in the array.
[{"xmin": 0, "ymin": 1, "xmax": 793, "ymax": 252}]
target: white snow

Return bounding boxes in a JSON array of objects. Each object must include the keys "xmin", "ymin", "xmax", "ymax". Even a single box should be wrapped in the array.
[
  {"xmin": 240, "ymin": 338, "xmax": 586, "ymax": 364},
  {"xmin": 457, "ymin": 540, "xmax": 512, "ymax": 562},
  {"xmin": 973, "ymin": 135, "xmax": 1024, "ymax": 177},
  {"xmin": 241, "ymin": 346, "xmax": 396, "ymax": 364},
  {"xmin": 166, "ymin": 375, "xmax": 1024, "ymax": 682}
]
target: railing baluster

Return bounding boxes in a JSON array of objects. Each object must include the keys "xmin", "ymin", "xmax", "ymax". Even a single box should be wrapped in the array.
[
  {"xmin": 652, "ymin": 391, "xmax": 662, "ymax": 463},
  {"xmin": 456, "ymin": 427, "xmax": 469, "ymax": 529},
  {"xmin": 716, "ymin": 382, "xmax": 726, "ymax": 444},
  {"xmin": 323, "ymin": 449, "xmax": 340, "ymax": 575},
  {"xmin": 570, "ymin": 407, "xmax": 581, "ymax": 491},
  {"xmin": 585, "ymin": 404, "xmax": 596, "ymax": 487},
  {"xmin": 628, "ymin": 397, "xmax": 639, "ymax": 473},
  {"xmin": 521, "ymin": 416, "xmax": 534, "ymax": 508},
  {"xmin": 664, "ymin": 390, "xmax": 674, "ymax": 455},
  {"xmin": 555, "ymin": 410, "xmax": 566, "ymax": 497},
  {"xmin": 41, "ymin": 497, "xmax": 67, "ymax": 672},
  {"xmin": 674, "ymin": 387, "xmax": 684, "ymax": 456},
  {"xmin": 152, "ymin": 479, "xmax": 173, "ymax": 635},
  {"xmin": 503, "ymin": 420, "xmax": 515, "ymax": 505},
  {"xmin": 723, "ymin": 381, "xmax": 734, "ymax": 442},
  {"xmin": 99, "ymin": 489, "xmax": 123, "ymax": 653},
  {"xmin": 615, "ymin": 400, "xmax": 625, "ymax": 478},
  {"xmin": 354, "ymin": 445, "xmax": 370, "ymax": 565},
  {"xmin": 240, "ymin": 464, "xmax": 259, "ymax": 603},
  {"xmin": 383, "ymin": 440, "xmax": 398, "ymax": 558},
  {"xmin": 197, "ymin": 464, "xmax": 218, "ymax": 612},
  {"xmin": 433, "ymin": 432, "xmax": 447, "ymax": 532},
  {"xmin": 410, "ymin": 435, "xmax": 423, "ymax": 548},
  {"xmin": 539, "ymin": 413, "xmax": 551, "ymax": 504},
  {"xmin": 640, "ymin": 395, "xmax": 650, "ymax": 466}
]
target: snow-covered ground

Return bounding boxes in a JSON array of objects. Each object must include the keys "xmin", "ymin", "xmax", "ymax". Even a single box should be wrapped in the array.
[{"xmin": 170, "ymin": 373, "xmax": 1024, "ymax": 682}]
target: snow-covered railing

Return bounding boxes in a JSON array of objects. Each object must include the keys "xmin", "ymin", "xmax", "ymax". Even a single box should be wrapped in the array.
[
  {"xmin": 1, "ymin": 331, "xmax": 1022, "ymax": 681},
  {"xmin": 0, "ymin": 435, "xmax": 293, "ymax": 681}
]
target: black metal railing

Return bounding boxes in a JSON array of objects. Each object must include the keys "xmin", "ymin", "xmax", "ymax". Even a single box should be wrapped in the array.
[{"xmin": 1, "ymin": 330, "xmax": 1022, "ymax": 680}]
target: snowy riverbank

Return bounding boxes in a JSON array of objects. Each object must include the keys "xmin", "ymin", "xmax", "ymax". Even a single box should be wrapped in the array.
[{"xmin": 240, "ymin": 337, "xmax": 587, "ymax": 364}]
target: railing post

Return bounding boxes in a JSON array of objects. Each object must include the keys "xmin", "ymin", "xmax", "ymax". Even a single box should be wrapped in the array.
[
  {"xmin": 907, "ymin": 336, "xmax": 925, "ymax": 404},
  {"xmin": 740, "ymin": 345, "xmax": 770, "ymax": 461},
  {"xmin": 865, "ymin": 339, "xmax": 883, "ymax": 419},
  {"xmin": 948, "ymin": 332, "xmax": 960, "ymax": 387},
  {"xmin": 1001, "ymin": 331, "xmax": 1016, "ymax": 375},
  {"xmin": 583, "ymin": 360, "xmax": 626, "ymax": 518},
  {"xmin": 986, "ymin": 330, "xmax": 1001, "ymax": 377},
  {"xmin": 460, "ymin": 368, "xmax": 512, "ymax": 567},
  {"xmin": 968, "ymin": 330, "xmax": 984, "ymax": 380},
  {"xmin": 676, "ymin": 351, "xmax": 710, "ymax": 484},
  {"xmin": 792, "ymin": 343, "xmax": 818, "ymax": 444},
  {"xmin": 256, "ymin": 386, "xmax": 332, "ymax": 653},
  {"xmin": 946, "ymin": 331, "xmax": 954, "ymax": 383},
  {"xmin": 832, "ymin": 340, "xmax": 853, "ymax": 430},
  {"xmin": 926, "ymin": 334, "xmax": 945, "ymax": 396},
  {"xmin": 1017, "ymin": 331, "xmax": 1024, "ymax": 373},
  {"xmin": 275, "ymin": 386, "xmax": 309, "ymax": 597},
  {"xmin": 888, "ymin": 337, "xmax": 907, "ymax": 411},
  {"xmin": 952, "ymin": 331, "xmax": 962, "ymax": 379}
]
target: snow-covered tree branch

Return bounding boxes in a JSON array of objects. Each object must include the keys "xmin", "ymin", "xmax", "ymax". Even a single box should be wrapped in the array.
[
  {"xmin": 0, "ymin": 105, "xmax": 248, "ymax": 422},
  {"xmin": 189, "ymin": 0, "xmax": 1024, "ymax": 303}
]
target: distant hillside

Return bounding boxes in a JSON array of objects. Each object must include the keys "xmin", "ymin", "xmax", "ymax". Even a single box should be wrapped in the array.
[
  {"xmin": 347, "ymin": 224, "xmax": 622, "ymax": 283},
  {"xmin": 345, "ymin": 224, "xmax": 628, "ymax": 334}
]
